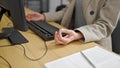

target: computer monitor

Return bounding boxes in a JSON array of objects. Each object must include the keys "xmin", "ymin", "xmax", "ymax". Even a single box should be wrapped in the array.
[{"xmin": 0, "ymin": 0, "xmax": 28, "ymax": 31}]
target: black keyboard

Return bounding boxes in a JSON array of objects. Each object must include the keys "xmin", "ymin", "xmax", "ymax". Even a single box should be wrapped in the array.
[{"xmin": 27, "ymin": 21, "xmax": 59, "ymax": 41}]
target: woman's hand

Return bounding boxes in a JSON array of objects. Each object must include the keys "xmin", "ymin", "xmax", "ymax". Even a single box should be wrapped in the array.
[
  {"xmin": 54, "ymin": 29, "xmax": 84, "ymax": 45},
  {"xmin": 26, "ymin": 12, "xmax": 45, "ymax": 21}
]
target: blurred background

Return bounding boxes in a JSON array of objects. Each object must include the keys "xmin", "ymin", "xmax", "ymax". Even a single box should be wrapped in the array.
[{"xmin": 24, "ymin": 0, "xmax": 69, "ymax": 13}]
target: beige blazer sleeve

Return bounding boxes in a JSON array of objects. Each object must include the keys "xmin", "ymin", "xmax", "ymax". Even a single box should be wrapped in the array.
[
  {"xmin": 43, "ymin": 0, "xmax": 71, "ymax": 22},
  {"xmin": 43, "ymin": 8, "xmax": 66, "ymax": 22},
  {"xmin": 75, "ymin": 0, "xmax": 120, "ymax": 42}
]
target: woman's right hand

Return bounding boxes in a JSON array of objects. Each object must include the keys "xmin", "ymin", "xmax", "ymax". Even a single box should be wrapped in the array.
[{"xmin": 26, "ymin": 12, "xmax": 45, "ymax": 21}]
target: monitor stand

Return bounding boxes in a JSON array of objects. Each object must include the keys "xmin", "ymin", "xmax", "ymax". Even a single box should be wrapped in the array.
[
  {"xmin": 0, "ymin": 7, "xmax": 6, "ymax": 21},
  {"xmin": 0, "ymin": 28, "xmax": 13, "ymax": 39},
  {"xmin": 0, "ymin": 28, "xmax": 28, "ymax": 45}
]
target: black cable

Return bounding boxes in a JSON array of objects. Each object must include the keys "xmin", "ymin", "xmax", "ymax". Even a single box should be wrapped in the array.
[
  {"xmin": 20, "ymin": 41, "xmax": 48, "ymax": 61},
  {"xmin": 0, "ymin": 56, "xmax": 12, "ymax": 68},
  {"xmin": 0, "ymin": 44, "xmax": 12, "ymax": 68},
  {"xmin": 0, "ymin": 41, "xmax": 47, "ymax": 68}
]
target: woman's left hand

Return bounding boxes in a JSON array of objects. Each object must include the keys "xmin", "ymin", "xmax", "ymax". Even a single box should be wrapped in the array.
[{"xmin": 54, "ymin": 29, "xmax": 84, "ymax": 45}]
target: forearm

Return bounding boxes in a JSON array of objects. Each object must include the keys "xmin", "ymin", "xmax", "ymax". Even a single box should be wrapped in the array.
[{"xmin": 43, "ymin": 8, "xmax": 66, "ymax": 22}]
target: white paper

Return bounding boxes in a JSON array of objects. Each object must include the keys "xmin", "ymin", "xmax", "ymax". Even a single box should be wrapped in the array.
[
  {"xmin": 45, "ymin": 52, "xmax": 93, "ymax": 68},
  {"xmin": 82, "ymin": 46, "xmax": 120, "ymax": 68},
  {"xmin": 45, "ymin": 46, "xmax": 120, "ymax": 68}
]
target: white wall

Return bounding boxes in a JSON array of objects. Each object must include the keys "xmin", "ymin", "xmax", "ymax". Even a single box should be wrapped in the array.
[{"xmin": 49, "ymin": 0, "xmax": 69, "ymax": 12}]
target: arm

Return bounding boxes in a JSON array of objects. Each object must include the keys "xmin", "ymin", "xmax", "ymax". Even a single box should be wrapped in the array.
[
  {"xmin": 75, "ymin": 0, "xmax": 120, "ymax": 42},
  {"xmin": 54, "ymin": 0, "xmax": 120, "ymax": 45},
  {"xmin": 26, "ymin": 4, "xmax": 68, "ymax": 22},
  {"xmin": 44, "ymin": 6, "xmax": 68, "ymax": 22}
]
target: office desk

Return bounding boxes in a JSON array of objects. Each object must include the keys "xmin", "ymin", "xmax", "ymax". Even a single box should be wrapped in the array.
[{"xmin": 0, "ymin": 9, "xmax": 97, "ymax": 68}]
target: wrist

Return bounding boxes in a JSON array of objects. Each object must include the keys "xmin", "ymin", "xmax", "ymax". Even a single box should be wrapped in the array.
[
  {"xmin": 40, "ymin": 14, "xmax": 45, "ymax": 21},
  {"xmin": 74, "ymin": 30, "xmax": 84, "ymax": 40},
  {"xmin": 42, "ymin": 14, "xmax": 46, "ymax": 21}
]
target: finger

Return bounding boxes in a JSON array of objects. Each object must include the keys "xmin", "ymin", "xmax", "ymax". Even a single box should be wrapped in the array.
[
  {"xmin": 60, "ymin": 29, "xmax": 73, "ymax": 35},
  {"xmin": 57, "ymin": 30, "xmax": 65, "ymax": 42},
  {"xmin": 31, "ymin": 17, "xmax": 41, "ymax": 21},
  {"xmin": 26, "ymin": 16, "xmax": 32, "ymax": 21},
  {"xmin": 57, "ymin": 30, "xmax": 70, "ymax": 44},
  {"xmin": 27, "ymin": 13, "xmax": 34, "ymax": 17},
  {"xmin": 60, "ymin": 29, "xmax": 75, "ymax": 42},
  {"xmin": 54, "ymin": 31, "xmax": 64, "ymax": 45},
  {"xmin": 55, "ymin": 31, "xmax": 71, "ymax": 45},
  {"xmin": 26, "ymin": 14, "xmax": 34, "ymax": 20}
]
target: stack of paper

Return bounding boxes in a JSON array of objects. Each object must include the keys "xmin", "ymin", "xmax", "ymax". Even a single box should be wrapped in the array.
[{"xmin": 45, "ymin": 46, "xmax": 120, "ymax": 68}]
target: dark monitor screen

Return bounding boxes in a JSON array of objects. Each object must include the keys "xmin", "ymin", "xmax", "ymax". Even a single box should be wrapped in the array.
[{"xmin": 0, "ymin": 0, "xmax": 28, "ymax": 31}]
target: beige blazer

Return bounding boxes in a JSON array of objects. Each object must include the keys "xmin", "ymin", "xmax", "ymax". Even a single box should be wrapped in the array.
[{"xmin": 44, "ymin": 0, "xmax": 120, "ymax": 50}]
